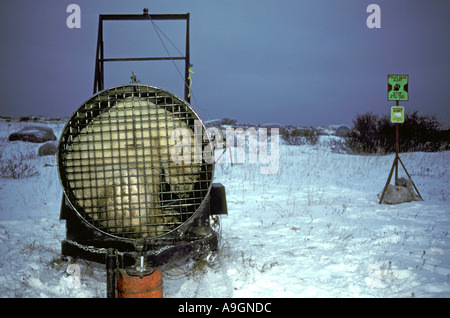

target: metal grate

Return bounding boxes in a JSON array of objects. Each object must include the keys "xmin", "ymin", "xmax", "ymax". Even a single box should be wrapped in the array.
[{"xmin": 58, "ymin": 84, "xmax": 213, "ymax": 239}]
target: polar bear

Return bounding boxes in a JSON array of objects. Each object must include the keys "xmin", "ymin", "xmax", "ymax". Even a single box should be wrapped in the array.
[{"xmin": 64, "ymin": 97, "xmax": 201, "ymax": 238}]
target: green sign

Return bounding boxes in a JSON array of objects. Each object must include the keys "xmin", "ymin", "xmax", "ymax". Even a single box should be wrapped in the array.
[
  {"xmin": 388, "ymin": 74, "xmax": 409, "ymax": 101},
  {"xmin": 391, "ymin": 106, "xmax": 404, "ymax": 123}
]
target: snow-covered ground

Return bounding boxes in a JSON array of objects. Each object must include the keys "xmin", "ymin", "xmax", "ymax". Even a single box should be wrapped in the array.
[{"xmin": 0, "ymin": 118, "xmax": 449, "ymax": 298}]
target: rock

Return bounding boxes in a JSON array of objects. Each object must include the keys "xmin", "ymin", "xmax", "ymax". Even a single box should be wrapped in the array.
[
  {"xmin": 379, "ymin": 184, "xmax": 412, "ymax": 204},
  {"xmin": 38, "ymin": 141, "xmax": 59, "ymax": 156},
  {"xmin": 8, "ymin": 125, "xmax": 57, "ymax": 143},
  {"xmin": 395, "ymin": 177, "xmax": 415, "ymax": 194},
  {"xmin": 335, "ymin": 125, "xmax": 351, "ymax": 137},
  {"xmin": 378, "ymin": 177, "xmax": 418, "ymax": 204}
]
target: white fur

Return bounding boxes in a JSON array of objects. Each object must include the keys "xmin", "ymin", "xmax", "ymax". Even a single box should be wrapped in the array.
[{"xmin": 64, "ymin": 98, "xmax": 201, "ymax": 238}]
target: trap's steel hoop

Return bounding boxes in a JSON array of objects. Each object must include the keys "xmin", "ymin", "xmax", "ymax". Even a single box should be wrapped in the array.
[{"xmin": 58, "ymin": 84, "xmax": 213, "ymax": 240}]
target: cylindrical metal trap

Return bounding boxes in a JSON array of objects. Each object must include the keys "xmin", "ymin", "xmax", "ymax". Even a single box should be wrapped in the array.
[
  {"xmin": 58, "ymin": 84, "xmax": 226, "ymax": 270},
  {"xmin": 57, "ymin": 10, "xmax": 227, "ymax": 298}
]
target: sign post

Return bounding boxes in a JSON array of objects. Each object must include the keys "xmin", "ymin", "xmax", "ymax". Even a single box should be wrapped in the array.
[
  {"xmin": 379, "ymin": 75, "xmax": 423, "ymax": 204},
  {"xmin": 391, "ymin": 105, "xmax": 403, "ymax": 180}
]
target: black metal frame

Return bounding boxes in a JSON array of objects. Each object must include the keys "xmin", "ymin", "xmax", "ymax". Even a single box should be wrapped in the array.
[
  {"xmin": 93, "ymin": 9, "xmax": 191, "ymax": 103},
  {"xmin": 60, "ymin": 183, "xmax": 227, "ymax": 268}
]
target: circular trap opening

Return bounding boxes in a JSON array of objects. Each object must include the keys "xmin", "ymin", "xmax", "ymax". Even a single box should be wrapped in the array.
[{"xmin": 58, "ymin": 84, "xmax": 213, "ymax": 239}]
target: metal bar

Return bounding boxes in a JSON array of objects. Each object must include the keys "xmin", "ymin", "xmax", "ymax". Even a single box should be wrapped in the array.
[
  {"xmin": 395, "ymin": 123, "xmax": 399, "ymax": 181},
  {"xmin": 100, "ymin": 13, "xmax": 189, "ymax": 21},
  {"xmin": 100, "ymin": 19, "xmax": 104, "ymax": 92},
  {"xmin": 101, "ymin": 57, "xmax": 185, "ymax": 62},
  {"xmin": 106, "ymin": 248, "xmax": 117, "ymax": 298},
  {"xmin": 93, "ymin": 18, "xmax": 102, "ymax": 94},
  {"xmin": 184, "ymin": 13, "xmax": 191, "ymax": 103},
  {"xmin": 395, "ymin": 100, "xmax": 399, "ymax": 182}
]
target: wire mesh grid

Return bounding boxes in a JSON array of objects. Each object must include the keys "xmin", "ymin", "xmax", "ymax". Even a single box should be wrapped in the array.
[{"xmin": 58, "ymin": 85, "xmax": 213, "ymax": 239}]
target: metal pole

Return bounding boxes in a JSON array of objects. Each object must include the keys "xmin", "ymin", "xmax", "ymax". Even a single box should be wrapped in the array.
[
  {"xmin": 101, "ymin": 57, "xmax": 185, "ymax": 62},
  {"xmin": 184, "ymin": 13, "xmax": 191, "ymax": 103},
  {"xmin": 99, "ymin": 17, "xmax": 104, "ymax": 92},
  {"xmin": 395, "ymin": 100, "xmax": 399, "ymax": 182},
  {"xmin": 93, "ymin": 18, "xmax": 102, "ymax": 94},
  {"xmin": 395, "ymin": 123, "xmax": 399, "ymax": 182},
  {"xmin": 106, "ymin": 248, "xmax": 117, "ymax": 298}
]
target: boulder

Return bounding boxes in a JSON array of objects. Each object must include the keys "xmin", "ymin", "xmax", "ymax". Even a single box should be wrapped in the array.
[
  {"xmin": 38, "ymin": 141, "xmax": 59, "ymax": 156},
  {"xmin": 395, "ymin": 177, "xmax": 416, "ymax": 195},
  {"xmin": 378, "ymin": 177, "xmax": 419, "ymax": 204},
  {"xmin": 335, "ymin": 125, "xmax": 351, "ymax": 137},
  {"xmin": 8, "ymin": 125, "xmax": 57, "ymax": 143}
]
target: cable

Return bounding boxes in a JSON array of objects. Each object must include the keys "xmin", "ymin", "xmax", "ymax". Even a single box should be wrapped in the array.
[
  {"xmin": 149, "ymin": 19, "xmax": 210, "ymax": 120},
  {"xmin": 151, "ymin": 21, "xmax": 184, "ymax": 57}
]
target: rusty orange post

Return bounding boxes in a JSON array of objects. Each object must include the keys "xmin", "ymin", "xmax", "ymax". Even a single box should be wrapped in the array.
[{"xmin": 117, "ymin": 267, "xmax": 163, "ymax": 298}]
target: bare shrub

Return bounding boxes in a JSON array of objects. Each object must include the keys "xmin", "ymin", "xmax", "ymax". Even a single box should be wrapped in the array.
[
  {"xmin": 0, "ymin": 151, "xmax": 39, "ymax": 179},
  {"xmin": 346, "ymin": 111, "xmax": 448, "ymax": 154},
  {"xmin": 327, "ymin": 138, "xmax": 353, "ymax": 154},
  {"xmin": 221, "ymin": 118, "xmax": 237, "ymax": 126},
  {"xmin": 280, "ymin": 127, "xmax": 319, "ymax": 146}
]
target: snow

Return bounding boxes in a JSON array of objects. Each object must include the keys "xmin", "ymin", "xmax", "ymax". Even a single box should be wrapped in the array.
[{"xmin": 0, "ymin": 118, "xmax": 449, "ymax": 298}]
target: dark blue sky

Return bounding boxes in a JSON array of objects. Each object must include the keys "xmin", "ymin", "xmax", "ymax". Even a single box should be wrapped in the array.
[{"xmin": 1, "ymin": 0, "xmax": 449, "ymax": 127}]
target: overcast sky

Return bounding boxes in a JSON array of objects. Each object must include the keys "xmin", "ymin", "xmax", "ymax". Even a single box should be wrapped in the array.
[{"xmin": 1, "ymin": 0, "xmax": 449, "ymax": 127}]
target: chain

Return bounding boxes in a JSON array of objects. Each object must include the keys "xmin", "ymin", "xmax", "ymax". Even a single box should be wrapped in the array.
[{"xmin": 63, "ymin": 239, "xmax": 125, "ymax": 257}]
